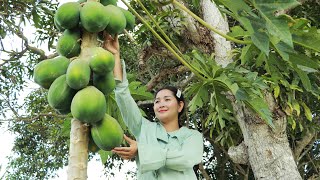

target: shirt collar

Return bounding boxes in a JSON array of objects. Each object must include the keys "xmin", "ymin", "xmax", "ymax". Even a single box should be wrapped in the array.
[
  {"xmin": 156, "ymin": 122, "xmax": 192, "ymax": 144},
  {"xmin": 156, "ymin": 122, "xmax": 169, "ymax": 143}
]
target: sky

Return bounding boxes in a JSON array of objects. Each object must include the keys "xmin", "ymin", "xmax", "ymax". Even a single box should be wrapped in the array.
[{"xmin": 0, "ymin": 0, "xmax": 136, "ymax": 179}]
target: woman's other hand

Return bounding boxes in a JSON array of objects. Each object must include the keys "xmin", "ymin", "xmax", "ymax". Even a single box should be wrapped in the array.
[{"xmin": 112, "ymin": 134, "xmax": 138, "ymax": 160}]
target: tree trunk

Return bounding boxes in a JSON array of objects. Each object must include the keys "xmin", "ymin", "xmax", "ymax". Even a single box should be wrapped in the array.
[
  {"xmin": 200, "ymin": 0, "xmax": 232, "ymax": 67},
  {"xmin": 67, "ymin": 119, "xmax": 89, "ymax": 180},
  {"xmin": 228, "ymin": 93, "xmax": 302, "ymax": 179},
  {"xmin": 67, "ymin": 30, "xmax": 98, "ymax": 179},
  {"xmin": 198, "ymin": 1, "xmax": 302, "ymax": 179}
]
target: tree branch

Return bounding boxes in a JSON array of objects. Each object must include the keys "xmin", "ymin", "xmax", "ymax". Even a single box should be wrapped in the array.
[
  {"xmin": 146, "ymin": 65, "xmax": 189, "ymax": 90},
  {"xmin": 198, "ymin": 162, "xmax": 211, "ymax": 180},
  {"xmin": 228, "ymin": 141, "xmax": 249, "ymax": 165},
  {"xmin": 294, "ymin": 129, "xmax": 316, "ymax": 161}
]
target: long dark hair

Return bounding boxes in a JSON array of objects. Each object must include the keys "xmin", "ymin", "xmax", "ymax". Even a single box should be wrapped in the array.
[{"xmin": 154, "ymin": 86, "xmax": 185, "ymax": 126}]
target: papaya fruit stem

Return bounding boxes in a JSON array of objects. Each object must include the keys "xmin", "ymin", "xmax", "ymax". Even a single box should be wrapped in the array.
[
  {"xmin": 172, "ymin": 0, "xmax": 252, "ymax": 45},
  {"xmin": 121, "ymin": 0, "xmax": 207, "ymax": 81},
  {"xmin": 135, "ymin": 0, "xmax": 206, "ymax": 78}
]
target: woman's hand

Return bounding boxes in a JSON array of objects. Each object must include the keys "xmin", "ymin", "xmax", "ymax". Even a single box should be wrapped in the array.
[
  {"xmin": 103, "ymin": 32, "xmax": 119, "ymax": 55},
  {"xmin": 112, "ymin": 134, "xmax": 138, "ymax": 160}
]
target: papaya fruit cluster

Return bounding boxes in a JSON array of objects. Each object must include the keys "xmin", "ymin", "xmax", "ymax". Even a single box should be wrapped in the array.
[{"xmin": 33, "ymin": 0, "xmax": 135, "ymax": 152}]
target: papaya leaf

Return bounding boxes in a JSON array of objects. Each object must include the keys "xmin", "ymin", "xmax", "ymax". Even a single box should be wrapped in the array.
[
  {"xmin": 128, "ymin": 81, "xmax": 153, "ymax": 101},
  {"xmin": 270, "ymin": 39, "xmax": 295, "ymax": 61},
  {"xmin": 213, "ymin": 73, "xmax": 239, "ymax": 95},
  {"xmin": 292, "ymin": 27, "xmax": 320, "ymax": 52},
  {"xmin": 253, "ymin": 0, "xmax": 300, "ymax": 48},
  {"xmin": 290, "ymin": 65, "xmax": 312, "ymax": 92},
  {"xmin": 228, "ymin": 26, "xmax": 251, "ymax": 38},
  {"xmin": 301, "ymin": 102, "xmax": 313, "ymax": 121},
  {"xmin": 186, "ymin": 82, "xmax": 208, "ymax": 113},
  {"xmin": 289, "ymin": 53, "xmax": 320, "ymax": 71},
  {"xmin": 240, "ymin": 44, "xmax": 258, "ymax": 65},
  {"xmin": 99, "ymin": 150, "xmax": 112, "ymax": 164},
  {"xmin": 217, "ymin": 0, "xmax": 256, "ymax": 32},
  {"xmin": 247, "ymin": 16, "xmax": 270, "ymax": 55},
  {"xmin": 244, "ymin": 95, "xmax": 275, "ymax": 129}
]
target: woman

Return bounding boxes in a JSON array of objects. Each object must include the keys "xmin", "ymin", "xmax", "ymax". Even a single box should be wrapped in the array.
[{"xmin": 104, "ymin": 34, "xmax": 203, "ymax": 180}]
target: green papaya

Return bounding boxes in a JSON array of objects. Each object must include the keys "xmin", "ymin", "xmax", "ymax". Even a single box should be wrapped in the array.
[
  {"xmin": 120, "ymin": 8, "xmax": 135, "ymax": 30},
  {"xmin": 33, "ymin": 56, "xmax": 70, "ymax": 89},
  {"xmin": 55, "ymin": 2, "xmax": 80, "ymax": 30},
  {"xmin": 100, "ymin": 0, "xmax": 117, "ymax": 6},
  {"xmin": 71, "ymin": 86, "xmax": 106, "ymax": 123},
  {"xmin": 91, "ymin": 113, "xmax": 124, "ymax": 151},
  {"xmin": 89, "ymin": 47, "xmax": 115, "ymax": 75},
  {"xmin": 47, "ymin": 75, "xmax": 77, "ymax": 114},
  {"xmin": 93, "ymin": 71, "xmax": 115, "ymax": 96},
  {"xmin": 56, "ymin": 29, "xmax": 81, "ymax": 58},
  {"xmin": 88, "ymin": 131, "xmax": 100, "ymax": 153},
  {"xmin": 66, "ymin": 59, "xmax": 91, "ymax": 90},
  {"xmin": 80, "ymin": 1, "xmax": 110, "ymax": 33},
  {"xmin": 104, "ymin": 5, "xmax": 126, "ymax": 34}
]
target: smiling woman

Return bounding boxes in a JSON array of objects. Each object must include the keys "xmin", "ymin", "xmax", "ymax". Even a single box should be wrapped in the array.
[{"xmin": 104, "ymin": 34, "xmax": 204, "ymax": 179}]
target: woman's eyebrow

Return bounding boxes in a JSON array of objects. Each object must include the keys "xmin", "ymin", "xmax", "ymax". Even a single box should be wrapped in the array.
[{"xmin": 155, "ymin": 95, "xmax": 173, "ymax": 100}]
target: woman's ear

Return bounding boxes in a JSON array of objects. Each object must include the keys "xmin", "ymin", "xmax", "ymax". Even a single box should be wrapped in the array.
[{"xmin": 178, "ymin": 101, "xmax": 184, "ymax": 112}]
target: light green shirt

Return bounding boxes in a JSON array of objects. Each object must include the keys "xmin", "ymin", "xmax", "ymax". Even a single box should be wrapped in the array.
[{"xmin": 114, "ymin": 61, "xmax": 203, "ymax": 180}]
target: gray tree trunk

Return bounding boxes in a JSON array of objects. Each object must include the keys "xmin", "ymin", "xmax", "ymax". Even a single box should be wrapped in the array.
[
  {"xmin": 67, "ymin": 119, "xmax": 89, "ymax": 180},
  {"xmin": 199, "ymin": 1, "xmax": 302, "ymax": 179},
  {"xmin": 229, "ymin": 93, "xmax": 302, "ymax": 179},
  {"xmin": 67, "ymin": 31, "xmax": 98, "ymax": 180}
]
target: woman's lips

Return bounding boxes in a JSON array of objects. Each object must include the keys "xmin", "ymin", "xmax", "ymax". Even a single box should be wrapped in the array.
[{"xmin": 159, "ymin": 110, "xmax": 167, "ymax": 113}]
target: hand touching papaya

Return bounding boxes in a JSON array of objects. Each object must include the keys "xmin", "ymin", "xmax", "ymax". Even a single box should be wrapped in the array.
[
  {"xmin": 112, "ymin": 134, "xmax": 138, "ymax": 160},
  {"xmin": 103, "ymin": 32, "xmax": 119, "ymax": 55}
]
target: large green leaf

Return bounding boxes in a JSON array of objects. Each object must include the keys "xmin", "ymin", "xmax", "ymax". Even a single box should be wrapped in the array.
[
  {"xmin": 241, "ymin": 89, "xmax": 275, "ymax": 129},
  {"xmin": 217, "ymin": 0, "xmax": 256, "ymax": 32},
  {"xmin": 253, "ymin": 0, "xmax": 300, "ymax": 48},
  {"xmin": 186, "ymin": 82, "xmax": 209, "ymax": 113},
  {"xmin": 247, "ymin": 16, "xmax": 270, "ymax": 55},
  {"xmin": 129, "ymin": 81, "xmax": 153, "ymax": 100},
  {"xmin": 292, "ymin": 27, "xmax": 320, "ymax": 52}
]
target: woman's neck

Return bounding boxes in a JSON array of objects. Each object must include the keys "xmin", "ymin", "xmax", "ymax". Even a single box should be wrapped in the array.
[{"xmin": 161, "ymin": 119, "xmax": 180, "ymax": 132}]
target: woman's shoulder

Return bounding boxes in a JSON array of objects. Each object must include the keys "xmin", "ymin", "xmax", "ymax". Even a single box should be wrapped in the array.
[{"xmin": 179, "ymin": 127, "xmax": 203, "ymax": 140}]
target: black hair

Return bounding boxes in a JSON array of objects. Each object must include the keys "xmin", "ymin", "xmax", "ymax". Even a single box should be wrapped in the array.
[{"xmin": 154, "ymin": 86, "xmax": 185, "ymax": 127}]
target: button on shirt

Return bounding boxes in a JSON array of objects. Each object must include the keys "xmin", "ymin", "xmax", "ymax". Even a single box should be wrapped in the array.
[{"xmin": 114, "ymin": 61, "xmax": 204, "ymax": 180}]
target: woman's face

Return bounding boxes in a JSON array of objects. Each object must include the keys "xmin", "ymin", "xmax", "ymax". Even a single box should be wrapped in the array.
[{"xmin": 153, "ymin": 89, "xmax": 184, "ymax": 123}]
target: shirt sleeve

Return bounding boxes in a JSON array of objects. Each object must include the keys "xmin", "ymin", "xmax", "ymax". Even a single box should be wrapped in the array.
[
  {"xmin": 137, "ymin": 143, "xmax": 167, "ymax": 174},
  {"xmin": 165, "ymin": 131, "xmax": 203, "ymax": 171},
  {"xmin": 114, "ymin": 60, "xmax": 143, "ymax": 138},
  {"xmin": 138, "ymin": 131, "xmax": 203, "ymax": 173}
]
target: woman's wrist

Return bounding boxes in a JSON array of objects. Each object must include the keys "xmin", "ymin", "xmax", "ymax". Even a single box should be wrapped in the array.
[{"xmin": 114, "ymin": 52, "xmax": 120, "ymax": 61}]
